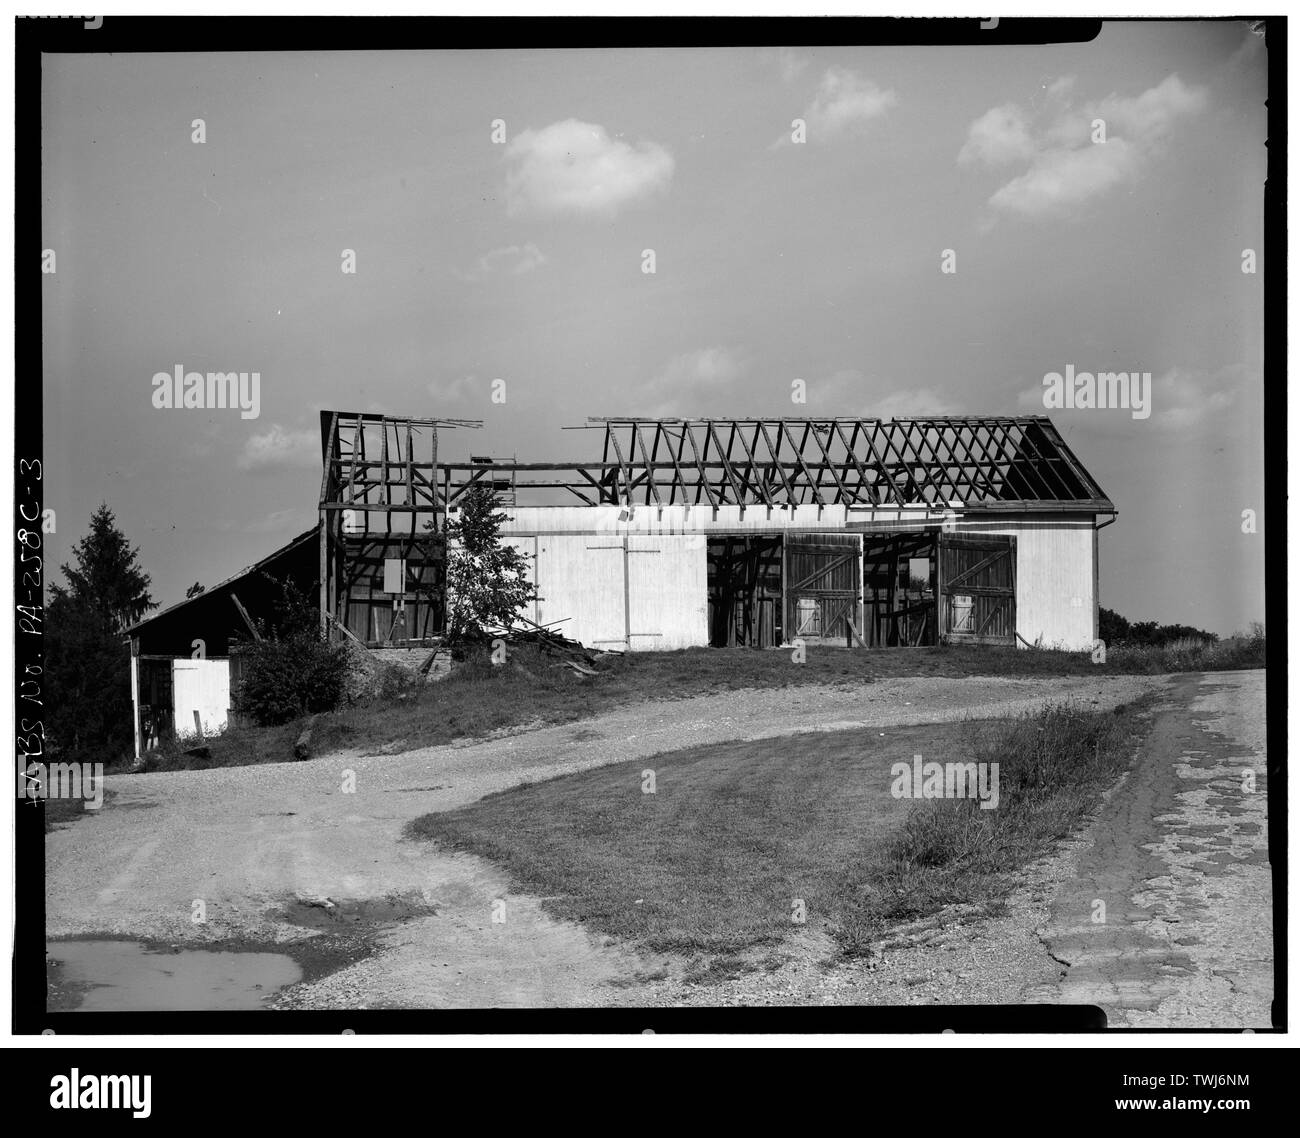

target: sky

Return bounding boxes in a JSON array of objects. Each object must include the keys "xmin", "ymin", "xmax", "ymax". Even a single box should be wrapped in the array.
[{"xmin": 41, "ymin": 21, "xmax": 1268, "ymax": 635}]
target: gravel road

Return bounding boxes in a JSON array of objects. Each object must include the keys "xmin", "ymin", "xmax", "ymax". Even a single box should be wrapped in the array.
[
  {"xmin": 47, "ymin": 671, "xmax": 1168, "ymax": 1011},
  {"xmin": 1024, "ymin": 669, "xmax": 1271, "ymax": 1028}
]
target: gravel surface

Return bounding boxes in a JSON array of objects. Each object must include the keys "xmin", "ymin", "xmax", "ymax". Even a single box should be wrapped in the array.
[
  {"xmin": 1024, "ymin": 670, "xmax": 1271, "ymax": 1028},
  {"xmin": 46, "ymin": 671, "xmax": 1171, "ymax": 1009}
]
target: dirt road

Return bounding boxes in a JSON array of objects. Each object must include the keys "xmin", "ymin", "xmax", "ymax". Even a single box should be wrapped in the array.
[
  {"xmin": 1024, "ymin": 669, "xmax": 1272, "ymax": 1027},
  {"xmin": 46, "ymin": 672, "xmax": 1163, "ymax": 1009}
]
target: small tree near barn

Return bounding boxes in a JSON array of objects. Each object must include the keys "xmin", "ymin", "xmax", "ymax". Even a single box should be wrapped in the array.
[{"xmin": 439, "ymin": 484, "xmax": 536, "ymax": 643}]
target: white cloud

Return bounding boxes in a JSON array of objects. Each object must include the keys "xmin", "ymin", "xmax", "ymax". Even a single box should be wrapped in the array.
[
  {"xmin": 632, "ymin": 347, "xmax": 744, "ymax": 416},
  {"xmin": 658, "ymin": 347, "xmax": 742, "ymax": 387},
  {"xmin": 761, "ymin": 46, "xmax": 811, "ymax": 85},
  {"xmin": 957, "ymin": 104, "xmax": 1036, "ymax": 167},
  {"xmin": 504, "ymin": 119, "xmax": 674, "ymax": 218},
  {"xmin": 469, "ymin": 242, "xmax": 546, "ymax": 279},
  {"xmin": 247, "ymin": 507, "xmax": 312, "ymax": 534},
  {"xmin": 989, "ymin": 138, "xmax": 1139, "ymax": 216},
  {"xmin": 236, "ymin": 425, "xmax": 318, "ymax": 472},
  {"xmin": 785, "ymin": 67, "xmax": 897, "ymax": 145},
  {"xmin": 428, "ymin": 375, "xmax": 480, "ymax": 404},
  {"xmin": 872, "ymin": 388, "xmax": 956, "ymax": 420},
  {"xmin": 1015, "ymin": 365, "xmax": 1246, "ymax": 432},
  {"xmin": 821, "ymin": 369, "xmax": 957, "ymax": 418},
  {"xmin": 959, "ymin": 74, "xmax": 1207, "ymax": 219},
  {"xmin": 1149, "ymin": 368, "xmax": 1238, "ymax": 431}
]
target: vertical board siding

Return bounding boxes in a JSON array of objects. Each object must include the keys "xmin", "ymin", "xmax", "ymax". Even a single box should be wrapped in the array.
[
  {"xmin": 626, "ymin": 535, "xmax": 709, "ymax": 650},
  {"xmin": 535, "ymin": 536, "xmax": 627, "ymax": 648},
  {"xmin": 170, "ymin": 658, "xmax": 231, "ymax": 736},
  {"xmin": 528, "ymin": 535, "xmax": 709, "ymax": 650},
  {"xmin": 983, "ymin": 522, "xmax": 1096, "ymax": 650}
]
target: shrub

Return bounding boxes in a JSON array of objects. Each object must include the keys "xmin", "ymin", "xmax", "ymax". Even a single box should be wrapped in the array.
[
  {"xmin": 232, "ymin": 578, "xmax": 349, "ymax": 726},
  {"xmin": 234, "ymin": 633, "xmax": 350, "ymax": 726}
]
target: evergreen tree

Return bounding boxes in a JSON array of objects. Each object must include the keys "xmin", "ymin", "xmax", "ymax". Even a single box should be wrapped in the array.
[
  {"xmin": 52, "ymin": 503, "xmax": 156, "ymax": 631},
  {"xmin": 46, "ymin": 505, "xmax": 157, "ymax": 765}
]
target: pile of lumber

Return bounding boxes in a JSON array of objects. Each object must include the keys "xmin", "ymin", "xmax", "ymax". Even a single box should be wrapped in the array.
[{"xmin": 502, "ymin": 616, "xmax": 599, "ymax": 674}]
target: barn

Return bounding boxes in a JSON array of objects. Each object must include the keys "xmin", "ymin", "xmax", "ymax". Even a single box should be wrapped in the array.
[{"xmin": 128, "ymin": 410, "xmax": 1115, "ymax": 755}]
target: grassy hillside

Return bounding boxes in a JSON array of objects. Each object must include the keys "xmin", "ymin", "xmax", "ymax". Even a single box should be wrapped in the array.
[{"xmin": 134, "ymin": 631, "xmax": 1262, "ymax": 773}]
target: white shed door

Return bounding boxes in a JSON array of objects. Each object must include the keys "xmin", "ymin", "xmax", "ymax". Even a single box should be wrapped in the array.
[
  {"xmin": 171, "ymin": 658, "xmax": 231, "ymax": 737},
  {"xmin": 626, "ymin": 535, "xmax": 708, "ymax": 650}
]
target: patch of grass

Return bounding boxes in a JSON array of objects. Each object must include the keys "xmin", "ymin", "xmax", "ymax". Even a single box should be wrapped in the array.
[
  {"xmin": 406, "ymin": 721, "xmax": 951, "ymax": 955},
  {"xmin": 133, "ymin": 627, "xmax": 1242, "ymax": 773},
  {"xmin": 832, "ymin": 699, "xmax": 1152, "ymax": 956},
  {"xmin": 407, "ymin": 699, "xmax": 1154, "ymax": 968}
]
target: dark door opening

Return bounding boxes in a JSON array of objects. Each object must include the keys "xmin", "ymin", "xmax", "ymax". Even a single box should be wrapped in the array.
[
  {"xmin": 863, "ymin": 533, "xmax": 938, "ymax": 646},
  {"xmin": 707, "ymin": 536, "xmax": 782, "ymax": 647},
  {"xmin": 136, "ymin": 656, "xmax": 174, "ymax": 750}
]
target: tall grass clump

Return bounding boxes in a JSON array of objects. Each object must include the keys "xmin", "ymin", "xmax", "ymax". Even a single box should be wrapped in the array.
[
  {"xmin": 1105, "ymin": 624, "xmax": 1265, "ymax": 674},
  {"xmin": 835, "ymin": 699, "xmax": 1147, "ymax": 955}
]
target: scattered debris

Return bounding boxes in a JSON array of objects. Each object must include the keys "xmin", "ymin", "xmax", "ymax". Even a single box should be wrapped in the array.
[{"xmin": 501, "ymin": 615, "xmax": 599, "ymax": 668}]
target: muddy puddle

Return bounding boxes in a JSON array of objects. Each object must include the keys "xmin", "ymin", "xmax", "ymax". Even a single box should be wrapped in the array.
[
  {"xmin": 47, "ymin": 940, "xmax": 303, "ymax": 1011},
  {"xmin": 278, "ymin": 892, "xmax": 439, "ymax": 930}
]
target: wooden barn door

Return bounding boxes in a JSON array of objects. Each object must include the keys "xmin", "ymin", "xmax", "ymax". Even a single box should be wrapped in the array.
[
  {"xmin": 938, "ymin": 534, "xmax": 1016, "ymax": 645},
  {"xmin": 784, "ymin": 534, "xmax": 862, "ymax": 644}
]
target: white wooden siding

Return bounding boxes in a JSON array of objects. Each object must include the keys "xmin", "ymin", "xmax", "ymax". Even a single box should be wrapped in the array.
[
  {"xmin": 981, "ymin": 521, "xmax": 1097, "ymax": 650},
  {"xmin": 535, "ymin": 536, "xmax": 627, "ymax": 648},
  {"xmin": 626, "ymin": 535, "xmax": 708, "ymax": 650},
  {"xmin": 493, "ymin": 507, "xmax": 1102, "ymax": 653},
  {"xmin": 170, "ymin": 658, "xmax": 231, "ymax": 737}
]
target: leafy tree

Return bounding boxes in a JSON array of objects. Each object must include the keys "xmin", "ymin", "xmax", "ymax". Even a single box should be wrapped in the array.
[
  {"xmin": 1098, "ymin": 607, "xmax": 1217, "ymax": 647},
  {"xmin": 1098, "ymin": 607, "xmax": 1129, "ymax": 644},
  {"xmin": 45, "ymin": 504, "xmax": 157, "ymax": 765},
  {"xmin": 436, "ymin": 484, "xmax": 536, "ymax": 643},
  {"xmin": 186, "ymin": 581, "xmax": 206, "ymax": 598}
]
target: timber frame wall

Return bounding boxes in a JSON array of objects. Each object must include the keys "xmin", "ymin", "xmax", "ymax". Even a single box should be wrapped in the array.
[{"xmin": 318, "ymin": 411, "xmax": 483, "ymax": 645}]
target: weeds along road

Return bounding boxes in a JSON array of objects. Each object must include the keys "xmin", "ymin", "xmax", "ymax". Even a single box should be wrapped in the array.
[
  {"xmin": 47, "ymin": 672, "xmax": 1168, "ymax": 1009},
  {"xmin": 1024, "ymin": 669, "xmax": 1272, "ymax": 1027},
  {"xmin": 606, "ymin": 669, "xmax": 1273, "ymax": 1017}
]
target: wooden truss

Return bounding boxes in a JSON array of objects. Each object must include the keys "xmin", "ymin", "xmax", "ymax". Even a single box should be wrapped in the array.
[
  {"xmin": 319, "ymin": 411, "xmax": 1113, "ymax": 515},
  {"xmin": 580, "ymin": 417, "xmax": 1113, "ymax": 511}
]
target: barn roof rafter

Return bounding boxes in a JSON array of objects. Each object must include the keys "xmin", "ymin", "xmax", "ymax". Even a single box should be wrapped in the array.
[
  {"xmin": 581, "ymin": 416, "xmax": 1113, "ymax": 512},
  {"xmin": 316, "ymin": 411, "xmax": 1113, "ymax": 514}
]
